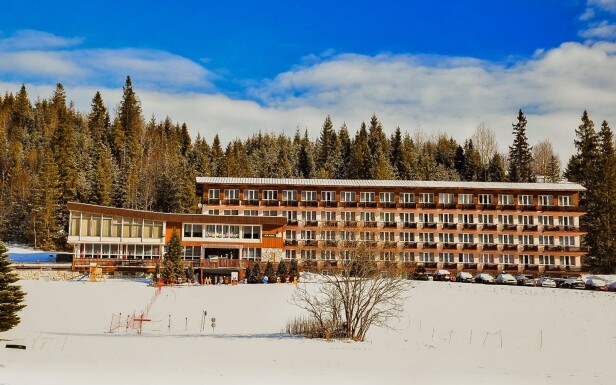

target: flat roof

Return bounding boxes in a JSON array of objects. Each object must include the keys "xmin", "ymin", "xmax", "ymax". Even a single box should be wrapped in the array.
[{"xmin": 195, "ymin": 177, "xmax": 585, "ymax": 192}]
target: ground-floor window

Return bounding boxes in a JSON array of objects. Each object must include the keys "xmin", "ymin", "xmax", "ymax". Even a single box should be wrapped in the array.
[
  {"xmin": 459, "ymin": 253, "xmax": 474, "ymax": 263},
  {"xmin": 499, "ymin": 254, "xmax": 514, "ymax": 264},
  {"xmin": 321, "ymin": 250, "xmax": 336, "ymax": 260},
  {"xmin": 479, "ymin": 253, "xmax": 494, "ymax": 264},
  {"xmin": 439, "ymin": 252, "xmax": 455, "ymax": 263},
  {"xmin": 560, "ymin": 255, "xmax": 575, "ymax": 266},
  {"xmin": 538, "ymin": 255, "xmax": 555, "ymax": 266},
  {"xmin": 242, "ymin": 247, "xmax": 262, "ymax": 261},
  {"xmin": 285, "ymin": 250, "xmax": 297, "ymax": 260},
  {"xmin": 301, "ymin": 249, "xmax": 317, "ymax": 260},
  {"xmin": 519, "ymin": 254, "xmax": 534, "ymax": 265},
  {"xmin": 78, "ymin": 243, "xmax": 161, "ymax": 259},
  {"xmin": 400, "ymin": 251, "xmax": 414, "ymax": 262},
  {"xmin": 419, "ymin": 252, "xmax": 434, "ymax": 262}
]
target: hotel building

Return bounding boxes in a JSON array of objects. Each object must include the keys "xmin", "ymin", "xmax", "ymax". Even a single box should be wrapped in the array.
[{"xmin": 67, "ymin": 177, "xmax": 586, "ymax": 280}]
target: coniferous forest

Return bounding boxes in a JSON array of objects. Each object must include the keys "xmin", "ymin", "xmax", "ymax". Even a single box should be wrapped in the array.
[{"xmin": 0, "ymin": 77, "xmax": 614, "ymax": 272}]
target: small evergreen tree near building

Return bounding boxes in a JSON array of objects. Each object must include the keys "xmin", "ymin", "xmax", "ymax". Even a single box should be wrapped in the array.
[
  {"xmin": 289, "ymin": 258, "xmax": 299, "ymax": 281},
  {"xmin": 277, "ymin": 261, "xmax": 288, "ymax": 282},
  {"xmin": 0, "ymin": 242, "xmax": 26, "ymax": 333},
  {"xmin": 162, "ymin": 228, "xmax": 184, "ymax": 284},
  {"xmin": 264, "ymin": 261, "xmax": 275, "ymax": 283},
  {"xmin": 251, "ymin": 262, "xmax": 262, "ymax": 283}
]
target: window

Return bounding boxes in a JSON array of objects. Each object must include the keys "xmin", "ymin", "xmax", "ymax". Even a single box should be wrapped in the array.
[
  {"xmin": 284, "ymin": 210, "xmax": 297, "ymax": 222},
  {"xmin": 285, "ymin": 250, "xmax": 297, "ymax": 260},
  {"xmin": 381, "ymin": 212, "xmax": 396, "ymax": 222},
  {"xmin": 539, "ymin": 255, "xmax": 555, "ymax": 265},
  {"xmin": 205, "ymin": 225, "xmax": 240, "ymax": 239},
  {"xmin": 223, "ymin": 210, "xmax": 239, "ymax": 216},
  {"xmin": 558, "ymin": 196, "xmax": 573, "ymax": 206},
  {"xmin": 340, "ymin": 251, "xmax": 353, "ymax": 261},
  {"xmin": 244, "ymin": 189, "xmax": 259, "ymax": 200},
  {"xmin": 419, "ymin": 193, "xmax": 434, "ymax": 203},
  {"xmin": 559, "ymin": 216, "xmax": 575, "ymax": 226},
  {"xmin": 285, "ymin": 230, "xmax": 296, "ymax": 240},
  {"xmin": 518, "ymin": 215, "xmax": 534, "ymax": 225},
  {"xmin": 539, "ymin": 195, "xmax": 553, "ymax": 206},
  {"xmin": 478, "ymin": 194, "xmax": 493, "ymax": 204},
  {"xmin": 225, "ymin": 189, "xmax": 239, "ymax": 200},
  {"xmin": 518, "ymin": 235, "xmax": 534, "ymax": 245},
  {"xmin": 321, "ymin": 211, "xmax": 336, "ymax": 221},
  {"xmin": 478, "ymin": 214, "xmax": 494, "ymax": 224},
  {"xmin": 499, "ymin": 234, "xmax": 514, "ymax": 244},
  {"xmin": 243, "ymin": 210, "xmax": 258, "ymax": 216},
  {"xmin": 560, "ymin": 256, "xmax": 575, "ymax": 266},
  {"xmin": 183, "ymin": 224, "xmax": 203, "ymax": 238},
  {"xmin": 341, "ymin": 191, "xmax": 356, "ymax": 202},
  {"xmin": 359, "ymin": 232, "xmax": 376, "ymax": 241},
  {"xmin": 479, "ymin": 254, "xmax": 494, "ymax": 264},
  {"xmin": 458, "ymin": 194, "xmax": 473, "ymax": 204},
  {"xmin": 400, "ymin": 251, "xmax": 414, "ymax": 262},
  {"xmin": 263, "ymin": 190, "xmax": 278, "ymax": 200},
  {"xmin": 458, "ymin": 214, "xmax": 473, "ymax": 224},
  {"xmin": 458, "ymin": 233, "xmax": 474, "ymax": 243},
  {"xmin": 360, "ymin": 212, "xmax": 376, "ymax": 222},
  {"xmin": 244, "ymin": 248, "xmax": 262, "ymax": 260},
  {"xmin": 242, "ymin": 225, "xmax": 261, "ymax": 240},
  {"xmin": 379, "ymin": 192, "xmax": 395, "ymax": 203},
  {"xmin": 262, "ymin": 210, "xmax": 278, "ymax": 217},
  {"xmin": 498, "ymin": 215, "xmax": 514, "ymax": 224},
  {"xmin": 439, "ymin": 252, "xmax": 455, "ymax": 263},
  {"xmin": 401, "ymin": 212, "xmax": 415, "ymax": 223},
  {"xmin": 302, "ymin": 211, "xmax": 317, "ymax": 221},
  {"xmin": 380, "ymin": 251, "xmax": 394, "ymax": 261},
  {"xmin": 498, "ymin": 194, "xmax": 513, "ymax": 205},
  {"xmin": 282, "ymin": 190, "xmax": 297, "ymax": 201},
  {"xmin": 400, "ymin": 232, "xmax": 414, "ymax": 242},
  {"xmin": 301, "ymin": 191, "xmax": 317, "ymax": 202},
  {"xmin": 539, "ymin": 235, "xmax": 554, "ymax": 245},
  {"xmin": 340, "ymin": 211, "xmax": 355, "ymax": 221},
  {"xmin": 360, "ymin": 192, "xmax": 375, "ymax": 202},
  {"xmin": 478, "ymin": 234, "xmax": 494, "ymax": 244},
  {"xmin": 500, "ymin": 254, "xmax": 515, "ymax": 264},
  {"xmin": 439, "ymin": 233, "xmax": 455, "ymax": 243},
  {"xmin": 439, "ymin": 213, "xmax": 454, "ymax": 223},
  {"xmin": 301, "ymin": 230, "xmax": 316, "ymax": 240},
  {"xmin": 321, "ymin": 231, "xmax": 336, "ymax": 241},
  {"xmin": 321, "ymin": 191, "xmax": 336, "ymax": 202},
  {"xmin": 519, "ymin": 255, "xmax": 534, "ymax": 265},
  {"xmin": 209, "ymin": 189, "xmax": 220, "ymax": 199},
  {"xmin": 419, "ymin": 233, "xmax": 434, "ymax": 243},
  {"xmin": 517, "ymin": 195, "xmax": 533, "ymax": 205},
  {"xmin": 538, "ymin": 215, "xmax": 554, "ymax": 226},
  {"xmin": 559, "ymin": 236, "xmax": 575, "ymax": 246},
  {"xmin": 439, "ymin": 193, "xmax": 454, "ymax": 204},
  {"xmin": 301, "ymin": 250, "xmax": 316, "ymax": 260},
  {"xmin": 459, "ymin": 253, "xmax": 474, "ymax": 263},
  {"xmin": 207, "ymin": 209, "xmax": 219, "ymax": 215},
  {"xmin": 321, "ymin": 250, "xmax": 336, "ymax": 260},
  {"xmin": 380, "ymin": 232, "xmax": 395, "ymax": 242},
  {"xmin": 420, "ymin": 213, "xmax": 434, "ymax": 223},
  {"xmin": 419, "ymin": 252, "xmax": 435, "ymax": 262},
  {"xmin": 340, "ymin": 231, "xmax": 355, "ymax": 241},
  {"xmin": 400, "ymin": 193, "xmax": 415, "ymax": 203}
]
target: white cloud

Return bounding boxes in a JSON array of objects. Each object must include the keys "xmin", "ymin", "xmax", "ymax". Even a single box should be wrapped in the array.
[
  {"xmin": 588, "ymin": 0, "xmax": 616, "ymax": 13},
  {"xmin": 580, "ymin": 20, "xmax": 616, "ymax": 40},
  {"xmin": 0, "ymin": 30, "xmax": 83, "ymax": 51}
]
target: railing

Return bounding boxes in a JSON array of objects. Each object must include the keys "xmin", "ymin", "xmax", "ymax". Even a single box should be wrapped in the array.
[
  {"xmin": 304, "ymin": 220, "xmax": 318, "ymax": 227},
  {"xmin": 462, "ymin": 223, "xmax": 477, "ymax": 229},
  {"xmin": 520, "ymin": 205, "xmax": 537, "ymax": 211},
  {"xmin": 199, "ymin": 259, "xmax": 246, "ymax": 268},
  {"xmin": 287, "ymin": 220, "xmax": 298, "ymax": 226},
  {"xmin": 502, "ymin": 224, "xmax": 517, "ymax": 231},
  {"xmin": 481, "ymin": 244, "xmax": 498, "ymax": 250},
  {"xmin": 284, "ymin": 200, "xmax": 299, "ymax": 207},
  {"xmin": 482, "ymin": 224, "xmax": 497, "ymax": 230},
  {"xmin": 302, "ymin": 200, "xmax": 318, "ymax": 207},
  {"xmin": 399, "ymin": 202, "xmax": 416, "ymax": 209},
  {"xmin": 284, "ymin": 240, "xmax": 298, "ymax": 246},
  {"xmin": 342, "ymin": 201, "xmax": 358, "ymax": 207},
  {"xmin": 303, "ymin": 240, "xmax": 318, "ymax": 247},
  {"xmin": 423, "ymin": 222, "xmax": 437, "ymax": 229},
  {"xmin": 321, "ymin": 201, "xmax": 337, "ymax": 207},
  {"xmin": 73, "ymin": 258, "xmax": 161, "ymax": 270},
  {"xmin": 441, "ymin": 243, "xmax": 457, "ymax": 249},
  {"xmin": 263, "ymin": 200, "xmax": 279, "ymax": 206},
  {"xmin": 401, "ymin": 242, "xmax": 418, "ymax": 249},
  {"xmin": 423, "ymin": 242, "xmax": 437, "ymax": 249},
  {"xmin": 523, "ymin": 245, "xmax": 539, "ymax": 251},
  {"xmin": 363, "ymin": 221, "xmax": 378, "ymax": 228},
  {"xmin": 223, "ymin": 199, "xmax": 240, "ymax": 205},
  {"xmin": 462, "ymin": 243, "xmax": 477, "ymax": 250},
  {"xmin": 379, "ymin": 202, "xmax": 397, "ymax": 208},
  {"xmin": 383, "ymin": 222, "xmax": 397, "ymax": 228},
  {"xmin": 207, "ymin": 198, "xmax": 220, "ymax": 205},
  {"xmin": 437, "ymin": 203, "xmax": 456, "ymax": 209},
  {"xmin": 245, "ymin": 199, "xmax": 260, "ymax": 206},
  {"xmin": 442, "ymin": 223, "xmax": 457, "ymax": 229},
  {"xmin": 403, "ymin": 222, "xmax": 418, "ymax": 229},
  {"xmin": 322, "ymin": 220, "xmax": 338, "ymax": 227},
  {"xmin": 344, "ymin": 221, "xmax": 358, "ymax": 227},
  {"xmin": 457, "ymin": 204, "xmax": 476, "ymax": 210}
]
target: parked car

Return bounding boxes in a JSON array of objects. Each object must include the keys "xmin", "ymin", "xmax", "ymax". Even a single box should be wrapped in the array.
[
  {"xmin": 585, "ymin": 277, "xmax": 608, "ymax": 291},
  {"xmin": 433, "ymin": 269, "xmax": 452, "ymax": 281},
  {"xmin": 413, "ymin": 272, "xmax": 430, "ymax": 281},
  {"xmin": 474, "ymin": 273, "xmax": 495, "ymax": 284},
  {"xmin": 455, "ymin": 271, "xmax": 474, "ymax": 283},
  {"xmin": 496, "ymin": 273, "xmax": 517, "ymax": 285},
  {"xmin": 608, "ymin": 281, "xmax": 616, "ymax": 292},
  {"xmin": 536, "ymin": 276, "xmax": 557, "ymax": 288},
  {"xmin": 560, "ymin": 276, "xmax": 585, "ymax": 289},
  {"xmin": 515, "ymin": 274, "xmax": 536, "ymax": 286}
]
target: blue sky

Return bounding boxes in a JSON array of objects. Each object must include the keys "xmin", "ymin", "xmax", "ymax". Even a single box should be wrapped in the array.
[{"xmin": 1, "ymin": 0, "xmax": 616, "ymax": 159}]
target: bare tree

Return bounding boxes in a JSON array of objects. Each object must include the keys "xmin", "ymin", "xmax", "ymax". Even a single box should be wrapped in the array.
[
  {"xmin": 291, "ymin": 244, "xmax": 410, "ymax": 341},
  {"xmin": 532, "ymin": 139, "xmax": 561, "ymax": 182},
  {"xmin": 472, "ymin": 123, "xmax": 498, "ymax": 179}
]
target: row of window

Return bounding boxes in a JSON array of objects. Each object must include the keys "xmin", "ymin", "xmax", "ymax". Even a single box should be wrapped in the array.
[
  {"xmin": 288, "ymin": 250, "xmax": 576, "ymax": 266},
  {"xmin": 183, "ymin": 224, "xmax": 261, "ymax": 240},
  {"xmin": 70, "ymin": 213, "xmax": 164, "ymax": 239},
  {"xmin": 76, "ymin": 243, "xmax": 162, "ymax": 258},
  {"xmin": 207, "ymin": 189, "xmax": 575, "ymax": 206},
  {"xmin": 285, "ymin": 230, "xmax": 577, "ymax": 246}
]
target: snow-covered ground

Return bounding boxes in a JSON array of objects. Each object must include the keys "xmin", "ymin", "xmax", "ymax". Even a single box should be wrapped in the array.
[{"xmin": 1, "ymin": 278, "xmax": 616, "ymax": 385}]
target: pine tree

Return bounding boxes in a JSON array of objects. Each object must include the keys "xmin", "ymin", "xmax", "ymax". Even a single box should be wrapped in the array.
[
  {"xmin": 507, "ymin": 109, "xmax": 535, "ymax": 182},
  {"xmin": 276, "ymin": 261, "xmax": 288, "ymax": 282},
  {"xmin": 297, "ymin": 129, "xmax": 314, "ymax": 178},
  {"xmin": 315, "ymin": 116, "xmax": 341, "ymax": 178},
  {"xmin": 210, "ymin": 134, "xmax": 225, "ymax": 177},
  {"xmin": 251, "ymin": 262, "xmax": 262, "ymax": 283},
  {"xmin": 367, "ymin": 114, "xmax": 395, "ymax": 179},
  {"xmin": 162, "ymin": 228, "xmax": 184, "ymax": 284},
  {"xmin": 337, "ymin": 123, "xmax": 352, "ymax": 179},
  {"xmin": 264, "ymin": 261, "xmax": 275, "ymax": 283},
  {"xmin": 0, "ymin": 242, "xmax": 26, "ymax": 332},
  {"xmin": 348, "ymin": 122, "xmax": 371, "ymax": 179},
  {"xmin": 487, "ymin": 153, "xmax": 507, "ymax": 182},
  {"xmin": 289, "ymin": 258, "xmax": 299, "ymax": 281},
  {"xmin": 462, "ymin": 139, "xmax": 482, "ymax": 181}
]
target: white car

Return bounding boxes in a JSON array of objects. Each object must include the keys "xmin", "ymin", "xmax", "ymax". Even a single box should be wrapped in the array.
[
  {"xmin": 474, "ymin": 273, "xmax": 495, "ymax": 284},
  {"xmin": 495, "ymin": 273, "xmax": 517, "ymax": 285},
  {"xmin": 536, "ymin": 276, "xmax": 557, "ymax": 288}
]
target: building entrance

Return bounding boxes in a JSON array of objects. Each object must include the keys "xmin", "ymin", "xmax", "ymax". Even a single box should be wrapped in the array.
[{"xmin": 202, "ymin": 247, "xmax": 240, "ymax": 260}]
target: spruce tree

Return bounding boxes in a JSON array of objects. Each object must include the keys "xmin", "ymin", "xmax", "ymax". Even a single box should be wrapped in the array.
[
  {"xmin": 507, "ymin": 109, "xmax": 535, "ymax": 182},
  {"xmin": 162, "ymin": 228, "xmax": 184, "ymax": 284},
  {"xmin": 0, "ymin": 242, "xmax": 26, "ymax": 333},
  {"xmin": 348, "ymin": 122, "xmax": 371, "ymax": 179},
  {"xmin": 487, "ymin": 153, "xmax": 507, "ymax": 182},
  {"xmin": 276, "ymin": 261, "xmax": 288, "ymax": 282},
  {"xmin": 337, "ymin": 123, "xmax": 352, "ymax": 179},
  {"xmin": 289, "ymin": 258, "xmax": 299, "ymax": 281},
  {"xmin": 264, "ymin": 261, "xmax": 275, "ymax": 283},
  {"xmin": 210, "ymin": 134, "xmax": 225, "ymax": 177},
  {"xmin": 251, "ymin": 262, "xmax": 262, "ymax": 283},
  {"xmin": 297, "ymin": 129, "xmax": 314, "ymax": 178}
]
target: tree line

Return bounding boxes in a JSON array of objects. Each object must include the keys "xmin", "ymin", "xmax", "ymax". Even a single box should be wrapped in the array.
[{"xmin": 0, "ymin": 77, "xmax": 613, "ymax": 272}]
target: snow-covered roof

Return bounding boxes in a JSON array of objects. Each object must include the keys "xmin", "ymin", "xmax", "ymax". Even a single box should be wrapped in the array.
[{"xmin": 195, "ymin": 177, "xmax": 585, "ymax": 192}]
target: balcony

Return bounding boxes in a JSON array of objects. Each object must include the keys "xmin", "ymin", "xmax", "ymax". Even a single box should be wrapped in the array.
[
  {"xmin": 223, "ymin": 199, "xmax": 240, "ymax": 205},
  {"xmin": 383, "ymin": 221, "xmax": 397, "ymax": 228},
  {"xmin": 543, "ymin": 245, "xmax": 561, "ymax": 251},
  {"xmin": 302, "ymin": 200, "xmax": 318, "ymax": 207},
  {"xmin": 284, "ymin": 240, "xmax": 298, "ymax": 246},
  {"xmin": 423, "ymin": 242, "xmax": 437, "ymax": 249},
  {"xmin": 503, "ymin": 264, "xmax": 519, "ymax": 271},
  {"xmin": 502, "ymin": 244, "xmax": 518, "ymax": 250},
  {"xmin": 399, "ymin": 202, "xmax": 417, "ymax": 209},
  {"xmin": 382, "ymin": 241, "xmax": 398, "ymax": 249},
  {"xmin": 478, "ymin": 204, "xmax": 497, "ymax": 210},
  {"xmin": 303, "ymin": 240, "xmax": 318, "ymax": 247},
  {"xmin": 244, "ymin": 199, "xmax": 260, "ymax": 206},
  {"xmin": 523, "ymin": 225, "xmax": 538, "ymax": 231},
  {"xmin": 322, "ymin": 220, "xmax": 338, "ymax": 228},
  {"xmin": 380, "ymin": 202, "xmax": 397, "ymax": 208},
  {"xmin": 284, "ymin": 200, "xmax": 299, "ymax": 207},
  {"xmin": 463, "ymin": 263, "xmax": 478, "ymax": 269},
  {"xmin": 403, "ymin": 222, "xmax": 418, "ymax": 229},
  {"xmin": 457, "ymin": 204, "xmax": 476, "ymax": 210},
  {"xmin": 437, "ymin": 203, "xmax": 457, "ymax": 210},
  {"xmin": 321, "ymin": 200, "xmax": 337, "ymax": 207},
  {"xmin": 304, "ymin": 220, "xmax": 318, "ymax": 227},
  {"xmin": 342, "ymin": 201, "xmax": 358, "ymax": 208},
  {"xmin": 441, "ymin": 243, "xmax": 457, "ymax": 250},
  {"xmin": 482, "ymin": 224, "xmax": 497, "ymax": 230},
  {"xmin": 462, "ymin": 243, "xmax": 477, "ymax": 250},
  {"xmin": 341, "ymin": 240, "xmax": 356, "ymax": 247},
  {"xmin": 442, "ymin": 223, "xmax": 457, "ymax": 229},
  {"xmin": 320, "ymin": 240, "xmax": 337, "ymax": 247},
  {"xmin": 363, "ymin": 221, "xmax": 378, "ymax": 228},
  {"xmin": 481, "ymin": 244, "xmax": 498, "ymax": 250},
  {"xmin": 207, "ymin": 198, "xmax": 220, "ymax": 205},
  {"xmin": 263, "ymin": 199, "xmax": 279, "ymax": 207},
  {"xmin": 500, "ymin": 204, "xmax": 516, "ymax": 211},
  {"xmin": 361, "ymin": 201, "xmax": 377, "ymax": 208},
  {"xmin": 502, "ymin": 224, "xmax": 517, "ymax": 231},
  {"xmin": 523, "ymin": 245, "xmax": 538, "ymax": 251},
  {"xmin": 462, "ymin": 223, "xmax": 477, "ymax": 230},
  {"xmin": 562, "ymin": 225, "xmax": 580, "ymax": 232},
  {"xmin": 402, "ymin": 241, "xmax": 418, "ymax": 249},
  {"xmin": 344, "ymin": 221, "xmax": 358, "ymax": 228},
  {"xmin": 422, "ymin": 203, "xmax": 437, "ymax": 209},
  {"xmin": 286, "ymin": 220, "xmax": 298, "ymax": 226}
]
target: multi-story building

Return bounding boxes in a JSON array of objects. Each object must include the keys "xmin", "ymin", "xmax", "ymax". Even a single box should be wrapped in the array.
[{"xmin": 67, "ymin": 177, "xmax": 586, "ymax": 281}]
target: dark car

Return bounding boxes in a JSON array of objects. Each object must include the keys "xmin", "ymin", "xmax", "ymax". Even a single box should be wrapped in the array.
[
  {"xmin": 413, "ymin": 272, "xmax": 430, "ymax": 281},
  {"xmin": 561, "ymin": 277, "xmax": 585, "ymax": 289},
  {"xmin": 474, "ymin": 273, "xmax": 495, "ymax": 284},
  {"xmin": 585, "ymin": 277, "xmax": 608, "ymax": 291},
  {"xmin": 515, "ymin": 274, "xmax": 535, "ymax": 286},
  {"xmin": 433, "ymin": 269, "xmax": 452, "ymax": 281},
  {"xmin": 455, "ymin": 272, "xmax": 473, "ymax": 283}
]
